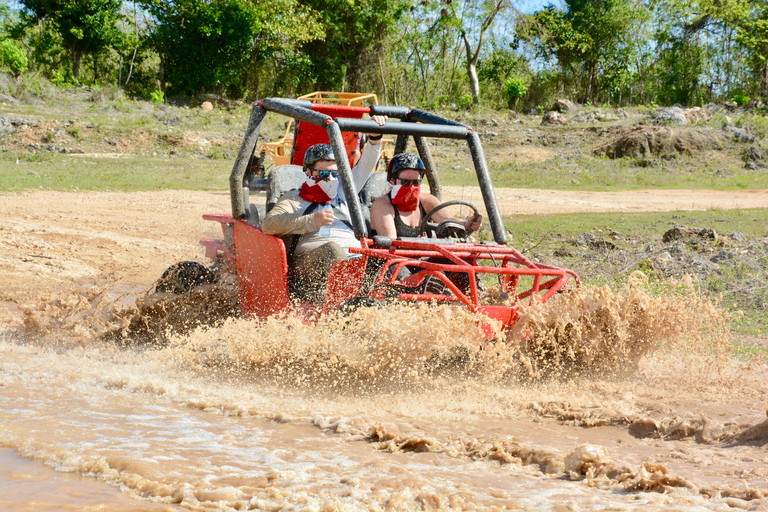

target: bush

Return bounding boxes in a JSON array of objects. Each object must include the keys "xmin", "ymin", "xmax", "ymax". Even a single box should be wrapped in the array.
[
  {"xmin": 732, "ymin": 92, "xmax": 750, "ymax": 107},
  {"xmin": 0, "ymin": 39, "xmax": 28, "ymax": 77},
  {"xmin": 503, "ymin": 77, "xmax": 528, "ymax": 108},
  {"xmin": 148, "ymin": 90, "xmax": 164, "ymax": 104}
]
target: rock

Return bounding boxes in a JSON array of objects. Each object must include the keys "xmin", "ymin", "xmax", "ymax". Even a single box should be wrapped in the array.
[
  {"xmin": 698, "ymin": 228, "xmax": 717, "ymax": 241},
  {"xmin": 650, "ymin": 106, "xmax": 687, "ymax": 125},
  {"xmin": 541, "ymin": 111, "xmax": 569, "ymax": 126},
  {"xmin": 0, "ymin": 93, "xmax": 20, "ymax": 105},
  {"xmin": 575, "ymin": 233, "xmax": 597, "ymax": 246},
  {"xmin": 723, "ymin": 125, "xmax": 755, "ymax": 143},
  {"xmin": 657, "ymin": 251, "xmax": 673, "ymax": 260},
  {"xmin": 723, "ymin": 115, "xmax": 734, "ymax": 126},
  {"xmin": 663, "ymin": 226, "xmax": 696, "ymax": 243},
  {"xmin": 724, "ymin": 101, "xmax": 738, "ymax": 109},
  {"xmin": 669, "ymin": 244, "xmax": 685, "ymax": 256},
  {"xmin": 617, "ymin": 108, "xmax": 628, "ymax": 119},
  {"xmin": 574, "ymin": 232, "xmax": 615, "ymax": 252},
  {"xmin": 683, "ymin": 107, "xmax": 712, "ymax": 123},
  {"xmin": 690, "ymin": 257, "xmax": 721, "ymax": 275},
  {"xmin": 730, "ymin": 231, "xmax": 748, "ymax": 242},
  {"xmin": 201, "ymin": 101, "xmax": 214, "ymax": 112},
  {"xmin": 595, "ymin": 113, "xmax": 620, "ymax": 122},
  {"xmin": 600, "ymin": 126, "xmax": 724, "ymax": 159},
  {"xmin": 745, "ymin": 161, "xmax": 758, "ymax": 170},
  {"xmin": 743, "ymin": 146, "xmax": 763, "ymax": 162},
  {"xmin": 552, "ymin": 99, "xmax": 579, "ymax": 113},
  {"xmin": 572, "ymin": 111, "xmax": 596, "ymax": 123},
  {"xmin": 711, "ymin": 250, "xmax": 735, "ymax": 263}
]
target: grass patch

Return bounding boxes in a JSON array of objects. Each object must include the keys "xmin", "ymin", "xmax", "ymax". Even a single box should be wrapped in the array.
[
  {"xmin": 0, "ymin": 152, "xmax": 232, "ymax": 191},
  {"xmin": 497, "ymin": 208, "xmax": 768, "ymax": 336}
]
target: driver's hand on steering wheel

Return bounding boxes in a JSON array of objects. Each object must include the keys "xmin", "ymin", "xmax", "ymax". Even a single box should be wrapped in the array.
[{"xmin": 464, "ymin": 213, "xmax": 483, "ymax": 232}]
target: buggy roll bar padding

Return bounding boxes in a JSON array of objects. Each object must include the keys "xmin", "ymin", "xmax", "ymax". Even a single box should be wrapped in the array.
[
  {"xmin": 408, "ymin": 109, "xmax": 467, "ymax": 127},
  {"xmin": 370, "ymin": 105, "xmax": 410, "ymax": 119},
  {"xmin": 467, "ymin": 131, "xmax": 507, "ymax": 245},
  {"xmin": 262, "ymin": 97, "xmax": 332, "ymax": 126},
  {"xmin": 326, "ymin": 122, "xmax": 368, "ymax": 238},
  {"xmin": 334, "ymin": 118, "xmax": 469, "ymax": 139},
  {"xmin": 230, "ymin": 104, "xmax": 267, "ymax": 219},
  {"xmin": 413, "ymin": 136, "xmax": 441, "ymax": 200}
]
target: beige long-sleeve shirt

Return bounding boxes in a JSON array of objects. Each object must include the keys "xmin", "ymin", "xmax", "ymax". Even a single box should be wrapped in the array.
[{"xmin": 261, "ymin": 142, "xmax": 381, "ymax": 256}]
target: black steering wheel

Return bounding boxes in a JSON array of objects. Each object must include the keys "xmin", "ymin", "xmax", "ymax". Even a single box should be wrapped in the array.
[{"xmin": 418, "ymin": 200, "xmax": 481, "ymax": 239}]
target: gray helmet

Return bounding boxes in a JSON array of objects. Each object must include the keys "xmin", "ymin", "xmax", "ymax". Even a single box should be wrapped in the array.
[
  {"xmin": 387, "ymin": 153, "xmax": 425, "ymax": 182},
  {"xmin": 303, "ymin": 144, "xmax": 335, "ymax": 171}
]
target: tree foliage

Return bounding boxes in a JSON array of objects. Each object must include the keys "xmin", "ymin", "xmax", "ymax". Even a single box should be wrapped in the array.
[{"xmin": 19, "ymin": 0, "xmax": 122, "ymax": 79}]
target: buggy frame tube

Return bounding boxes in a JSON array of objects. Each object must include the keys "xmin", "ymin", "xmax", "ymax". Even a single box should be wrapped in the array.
[
  {"xmin": 413, "ymin": 135, "xmax": 441, "ymax": 199},
  {"xmin": 262, "ymin": 98, "xmax": 332, "ymax": 127},
  {"xmin": 334, "ymin": 118, "xmax": 469, "ymax": 139},
  {"xmin": 408, "ymin": 109, "xmax": 467, "ymax": 128},
  {"xmin": 394, "ymin": 134, "xmax": 409, "ymax": 155},
  {"xmin": 230, "ymin": 104, "xmax": 267, "ymax": 219},
  {"xmin": 467, "ymin": 131, "xmax": 507, "ymax": 245},
  {"xmin": 326, "ymin": 122, "xmax": 368, "ymax": 238}
]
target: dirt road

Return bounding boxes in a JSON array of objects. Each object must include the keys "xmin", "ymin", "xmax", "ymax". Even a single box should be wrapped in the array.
[{"xmin": 1, "ymin": 187, "xmax": 766, "ymax": 326}]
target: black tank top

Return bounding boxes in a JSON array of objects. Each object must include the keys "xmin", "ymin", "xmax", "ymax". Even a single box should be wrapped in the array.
[{"xmin": 391, "ymin": 198, "xmax": 427, "ymax": 238}]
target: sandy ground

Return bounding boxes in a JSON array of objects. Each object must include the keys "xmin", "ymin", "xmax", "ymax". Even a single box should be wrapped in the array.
[{"xmin": 1, "ymin": 187, "xmax": 766, "ymax": 326}]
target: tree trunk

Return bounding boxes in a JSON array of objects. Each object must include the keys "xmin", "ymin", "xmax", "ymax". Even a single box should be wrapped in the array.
[
  {"xmin": 462, "ymin": 31, "xmax": 483, "ymax": 105},
  {"xmin": 159, "ymin": 52, "xmax": 166, "ymax": 98},
  {"xmin": 72, "ymin": 50, "xmax": 82, "ymax": 79},
  {"xmin": 762, "ymin": 59, "xmax": 768, "ymax": 99}
]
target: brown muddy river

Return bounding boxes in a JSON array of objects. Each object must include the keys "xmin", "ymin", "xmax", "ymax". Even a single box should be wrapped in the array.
[{"xmin": 1, "ymin": 191, "xmax": 767, "ymax": 511}]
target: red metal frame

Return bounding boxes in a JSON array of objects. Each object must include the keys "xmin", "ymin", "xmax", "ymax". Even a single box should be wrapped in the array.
[{"xmin": 201, "ymin": 215, "xmax": 579, "ymax": 333}]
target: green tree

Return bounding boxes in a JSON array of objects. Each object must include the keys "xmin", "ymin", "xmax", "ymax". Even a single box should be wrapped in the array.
[
  {"xmin": 19, "ymin": 0, "xmax": 122, "ymax": 79},
  {"xmin": 442, "ymin": 0, "xmax": 513, "ymax": 105},
  {"xmin": 517, "ymin": 0, "xmax": 651, "ymax": 104},
  {"xmin": 0, "ymin": 39, "xmax": 29, "ymax": 76},
  {"xmin": 297, "ymin": 0, "xmax": 405, "ymax": 93},
  {"xmin": 142, "ymin": 0, "xmax": 322, "ymax": 98}
]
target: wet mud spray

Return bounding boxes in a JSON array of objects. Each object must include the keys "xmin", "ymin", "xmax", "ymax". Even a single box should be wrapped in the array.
[{"xmin": 2, "ymin": 272, "xmax": 767, "ymax": 511}]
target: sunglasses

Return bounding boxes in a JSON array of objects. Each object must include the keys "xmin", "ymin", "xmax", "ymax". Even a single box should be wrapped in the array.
[
  {"xmin": 396, "ymin": 178, "xmax": 422, "ymax": 187},
  {"xmin": 310, "ymin": 169, "xmax": 339, "ymax": 180}
]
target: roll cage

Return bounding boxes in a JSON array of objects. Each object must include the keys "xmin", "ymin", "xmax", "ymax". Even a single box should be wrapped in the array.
[{"xmin": 229, "ymin": 98, "xmax": 508, "ymax": 246}]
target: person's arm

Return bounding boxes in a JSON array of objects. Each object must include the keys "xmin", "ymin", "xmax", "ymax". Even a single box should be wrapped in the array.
[
  {"xmin": 370, "ymin": 197, "xmax": 397, "ymax": 239},
  {"xmin": 261, "ymin": 195, "xmax": 317, "ymax": 235},
  {"xmin": 351, "ymin": 115, "xmax": 387, "ymax": 193}
]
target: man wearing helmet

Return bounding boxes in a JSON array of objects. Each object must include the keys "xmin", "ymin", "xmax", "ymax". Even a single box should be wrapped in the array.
[
  {"xmin": 370, "ymin": 153, "xmax": 482, "ymax": 240},
  {"xmin": 262, "ymin": 115, "xmax": 386, "ymax": 303}
]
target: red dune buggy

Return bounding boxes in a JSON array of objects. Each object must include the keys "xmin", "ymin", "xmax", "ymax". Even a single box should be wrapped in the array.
[{"xmin": 194, "ymin": 97, "xmax": 579, "ymax": 334}]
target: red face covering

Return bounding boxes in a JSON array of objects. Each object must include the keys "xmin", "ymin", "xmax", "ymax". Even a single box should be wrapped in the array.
[
  {"xmin": 390, "ymin": 184, "xmax": 421, "ymax": 212},
  {"xmin": 298, "ymin": 176, "xmax": 338, "ymax": 204}
]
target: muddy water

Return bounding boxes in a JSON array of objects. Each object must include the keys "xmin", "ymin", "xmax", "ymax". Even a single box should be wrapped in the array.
[{"xmin": 2, "ymin": 286, "xmax": 768, "ymax": 511}]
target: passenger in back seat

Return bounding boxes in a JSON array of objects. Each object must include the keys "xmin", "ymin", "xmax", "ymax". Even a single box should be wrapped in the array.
[{"xmin": 261, "ymin": 115, "xmax": 386, "ymax": 303}]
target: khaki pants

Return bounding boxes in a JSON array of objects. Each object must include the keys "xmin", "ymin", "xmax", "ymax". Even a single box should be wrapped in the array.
[{"xmin": 291, "ymin": 242, "xmax": 347, "ymax": 304}]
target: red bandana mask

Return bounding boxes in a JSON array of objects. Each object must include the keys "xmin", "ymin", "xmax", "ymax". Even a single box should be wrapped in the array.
[
  {"xmin": 390, "ymin": 184, "xmax": 420, "ymax": 212},
  {"xmin": 299, "ymin": 177, "xmax": 338, "ymax": 204}
]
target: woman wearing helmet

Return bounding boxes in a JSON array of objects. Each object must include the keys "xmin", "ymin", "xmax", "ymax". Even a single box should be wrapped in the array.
[{"xmin": 370, "ymin": 153, "xmax": 482, "ymax": 240}]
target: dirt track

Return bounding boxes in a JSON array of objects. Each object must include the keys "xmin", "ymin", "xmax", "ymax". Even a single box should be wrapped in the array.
[{"xmin": 1, "ymin": 187, "xmax": 766, "ymax": 326}]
